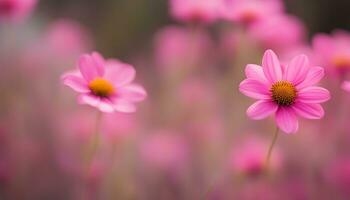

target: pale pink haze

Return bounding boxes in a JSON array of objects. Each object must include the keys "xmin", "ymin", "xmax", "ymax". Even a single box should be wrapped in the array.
[
  {"xmin": 169, "ymin": 0, "xmax": 221, "ymax": 23},
  {"xmin": 229, "ymin": 137, "xmax": 281, "ymax": 175},
  {"xmin": 239, "ymin": 49, "xmax": 330, "ymax": 133},
  {"xmin": 342, "ymin": 81, "xmax": 350, "ymax": 92},
  {"xmin": 221, "ymin": 0, "xmax": 283, "ymax": 25},
  {"xmin": 312, "ymin": 30, "xmax": 350, "ymax": 77},
  {"xmin": 248, "ymin": 15, "xmax": 306, "ymax": 52},
  {"xmin": 62, "ymin": 52, "xmax": 147, "ymax": 113},
  {"xmin": 0, "ymin": 0, "xmax": 37, "ymax": 22}
]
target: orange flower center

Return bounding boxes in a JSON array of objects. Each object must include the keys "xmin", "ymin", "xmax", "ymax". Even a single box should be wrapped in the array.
[
  {"xmin": 332, "ymin": 56, "xmax": 350, "ymax": 69},
  {"xmin": 88, "ymin": 78, "xmax": 115, "ymax": 97},
  {"xmin": 271, "ymin": 81, "xmax": 297, "ymax": 106}
]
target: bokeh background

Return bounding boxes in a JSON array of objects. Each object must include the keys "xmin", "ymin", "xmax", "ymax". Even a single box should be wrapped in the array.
[{"xmin": 2, "ymin": 0, "xmax": 350, "ymax": 199}]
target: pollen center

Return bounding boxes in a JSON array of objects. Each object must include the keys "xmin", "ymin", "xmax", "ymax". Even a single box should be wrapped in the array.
[
  {"xmin": 271, "ymin": 81, "xmax": 297, "ymax": 106},
  {"xmin": 332, "ymin": 56, "xmax": 350, "ymax": 69},
  {"xmin": 88, "ymin": 78, "xmax": 115, "ymax": 97}
]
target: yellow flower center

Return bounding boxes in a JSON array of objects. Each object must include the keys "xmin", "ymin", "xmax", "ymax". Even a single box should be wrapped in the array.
[
  {"xmin": 332, "ymin": 56, "xmax": 350, "ymax": 69},
  {"xmin": 88, "ymin": 78, "xmax": 115, "ymax": 97},
  {"xmin": 271, "ymin": 81, "xmax": 297, "ymax": 106}
]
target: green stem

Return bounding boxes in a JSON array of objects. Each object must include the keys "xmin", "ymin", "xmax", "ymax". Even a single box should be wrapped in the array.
[{"xmin": 265, "ymin": 127, "xmax": 279, "ymax": 170}]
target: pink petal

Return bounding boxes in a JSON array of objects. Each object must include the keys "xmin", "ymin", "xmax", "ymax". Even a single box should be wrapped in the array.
[
  {"xmin": 284, "ymin": 54, "xmax": 309, "ymax": 85},
  {"xmin": 296, "ymin": 67, "xmax": 325, "ymax": 90},
  {"xmin": 91, "ymin": 52, "xmax": 105, "ymax": 76},
  {"xmin": 113, "ymin": 99, "xmax": 137, "ymax": 113},
  {"xmin": 342, "ymin": 81, "xmax": 350, "ymax": 92},
  {"xmin": 247, "ymin": 100, "xmax": 278, "ymax": 120},
  {"xmin": 275, "ymin": 107, "xmax": 299, "ymax": 134},
  {"xmin": 292, "ymin": 103, "xmax": 324, "ymax": 119},
  {"xmin": 239, "ymin": 79, "xmax": 271, "ymax": 99},
  {"xmin": 97, "ymin": 99, "xmax": 115, "ymax": 113},
  {"xmin": 105, "ymin": 61, "xmax": 136, "ymax": 87},
  {"xmin": 118, "ymin": 84, "xmax": 147, "ymax": 102},
  {"xmin": 78, "ymin": 94, "xmax": 100, "ymax": 107},
  {"xmin": 262, "ymin": 49, "xmax": 282, "ymax": 83},
  {"xmin": 245, "ymin": 64, "xmax": 269, "ymax": 85},
  {"xmin": 298, "ymin": 86, "xmax": 331, "ymax": 104},
  {"xmin": 62, "ymin": 74, "xmax": 89, "ymax": 93},
  {"xmin": 79, "ymin": 54, "xmax": 102, "ymax": 82}
]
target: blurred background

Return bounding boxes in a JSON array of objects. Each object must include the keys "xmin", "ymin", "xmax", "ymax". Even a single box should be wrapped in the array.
[{"xmin": 2, "ymin": 0, "xmax": 350, "ymax": 199}]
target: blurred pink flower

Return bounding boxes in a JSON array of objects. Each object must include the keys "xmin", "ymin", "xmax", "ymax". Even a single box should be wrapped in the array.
[
  {"xmin": 221, "ymin": 0, "xmax": 283, "ymax": 25},
  {"xmin": 312, "ymin": 30, "xmax": 350, "ymax": 77},
  {"xmin": 239, "ymin": 49, "xmax": 330, "ymax": 133},
  {"xmin": 0, "ymin": 0, "xmax": 37, "ymax": 22},
  {"xmin": 229, "ymin": 137, "xmax": 281, "ymax": 176},
  {"xmin": 154, "ymin": 25, "xmax": 212, "ymax": 73},
  {"xmin": 140, "ymin": 132, "xmax": 188, "ymax": 171},
  {"xmin": 62, "ymin": 52, "xmax": 147, "ymax": 113},
  {"xmin": 169, "ymin": 0, "xmax": 222, "ymax": 23},
  {"xmin": 248, "ymin": 15, "xmax": 306, "ymax": 52}
]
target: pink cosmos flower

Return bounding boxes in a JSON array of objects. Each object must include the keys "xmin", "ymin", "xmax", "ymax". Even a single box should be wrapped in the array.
[
  {"xmin": 239, "ymin": 49, "xmax": 330, "ymax": 133},
  {"xmin": 169, "ymin": 0, "xmax": 222, "ymax": 23},
  {"xmin": 62, "ymin": 52, "xmax": 147, "ymax": 113},
  {"xmin": 312, "ymin": 30, "xmax": 350, "ymax": 77},
  {"xmin": 0, "ymin": 0, "xmax": 37, "ymax": 22},
  {"xmin": 248, "ymin": 15, "xmax": 306, "ymax": 52},
  {"xmin": 221, "ymin": 0, "xmax": 283, "ymax": 25}
]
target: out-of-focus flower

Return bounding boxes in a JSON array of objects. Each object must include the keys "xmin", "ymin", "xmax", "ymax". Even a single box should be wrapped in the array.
[
  {"xmin": 239, "ymin": 50, "xmax": 330, "ymax": 133},
  {"xmin": 248, "ymin": 15, "xmax": 306, "ymax": 52},
  {"xmin": 0, "ymin": 0, "xmax": 37, "ymax": 22},
  {"xmin": 221, "ymin": 0, "xmax": 283, "ymax": 26},
  {"xmin": 62, "ymin": 52, "xmax": 147, "ymax": 113},
  {"xmin": 140, "ymin": 132, "xmax": 188, "ymax": 172},
  {"xmin": 154, "ymin": 25, "xmax": 212, "ymax": 74},
  {"xmin": 169, "ymin": 0, "xmax": 222, "ymax": 23},
  {"xmin": 229, "ymin": 137, "xmax": 281, "ymax": 176},
  {"xmin": 342, "ymin": 81, "xmax": 350, "ymax": 92},
  {"xmin": 312, "ymin": 30, "xmax": 350, "ymax": 77}
]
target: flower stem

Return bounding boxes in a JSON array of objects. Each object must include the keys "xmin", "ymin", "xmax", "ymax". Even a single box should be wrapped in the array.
[{"xmin": 265, "ymin": 127, "xmax": 279, "ymax": 170}]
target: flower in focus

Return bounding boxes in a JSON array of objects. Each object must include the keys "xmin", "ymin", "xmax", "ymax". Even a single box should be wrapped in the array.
[
  {"xmin": 312, "ymin": 30, "xmax": 350, "ymax": 77},
  {"xmin": 239, "ymin": 49, "xmax": 330, "ymax": 133},
  {"xmin": 169, "ymin": 0, "xmax": 222, "ymax": 24},
  {"xmin": 221, "ymin": 0, "xmax": 283, "ymax": 26},
  {"xmin": 248, "ymin": 15, "xmax": 306, "ymax": 52},
  {"xmin": 62, "ymin": 52, "xmax": 147, "ymax": 113},
  {"xmin": 0, "ymin": 0, "xmax": 37, "ymax": 22},
  {"xmin": 229, "ymin": 137, "xmax": 281, "ymax": 176}
]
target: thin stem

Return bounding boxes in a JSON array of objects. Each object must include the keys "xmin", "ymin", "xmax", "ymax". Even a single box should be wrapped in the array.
[{"xmin": 265, "ymin": 127, "xmax": 279, "ymax": 170}]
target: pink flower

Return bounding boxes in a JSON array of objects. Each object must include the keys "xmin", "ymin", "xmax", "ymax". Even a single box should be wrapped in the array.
[
  {"xmin": 229, "ymin": 137, "xmax": 281, "ymax": 176},
  {"xmin": 312, "ymin": 30, "xmax": 350, "ymax": 77},
  {"xmin": 239, "ymin": 49, "xmax": 330, "ymax": 133},
  {"xmin": 62, "ymin": 52, "xmax": 147, "ymax": 113},
  {"xmin": 169, "ymin": 0, "xmax": 222, "ymax": 23},
  {"xmin": 0, "ymin": 0, "xmax": 37, "ymax": 22},
  {"xmin": 221, "ymin": 0, "xmax": 283, "ymax": 25},
  {"xmin": 248, "ymin": 15, "xmax": 306, "ymax": 52}
]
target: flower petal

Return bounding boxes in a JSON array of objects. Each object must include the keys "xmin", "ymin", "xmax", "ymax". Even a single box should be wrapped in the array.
[
  {"xmin": 97, "ymin": 99, "xmax": 115, "ymax": 113},
  {"xmin": 262, "ymin": 49, "xmax": 282, "ymax": 83},
  {"xmin": 78, "ymin": 94, "xmax": 100, "ymax": 107},
  {"xmin": 292, "ymin": 103, "xmax": 324, "ymax": 119},
  {"xmin": 62, "ymin": 74, "xmax": 89, "ymax": 93},
  {"xmin": 245, "ymin": 64, "xmax": 269, "ymax": 85},
  {"xmin": 342, "ymin": 81, "xmax": 350, "ymax": 92},
  {"xmin": 239, "ymin": 79, "xmax": 271, "ymax": 99},
  {"xmin": 296, "ymin": 67, "xmax": 325, "ymax": 90},
  {"xmin": 91, "ymin": 52, "xmax": 105, "ymax": 76},
  {"xmin": 247, "ymin": 100, "xmax": 278, "ymax": 120},
  {"xmin": 284, "ymin": 54, "xmax": 309, "ymax": 85},
  {"xmin": 105, "ymin": 61, "xmax": 136, "ymax": 87},
  {"xmin": 118, "ymin": 84, "xmax": 147, "ymax": 102},
  {"xmin": 275, "ymin": 107, "xmax": 299, "ymax": 134},
  {"xmin": 79, "ymin": 54, "xmax": 101, "ymax": 82},
  {"xmin": 113, "ymin": 99, "xmax": 137, "ymax": 113},
  {"xmin": 298, "ymin": 86, "xmax": 331, "ymax": 103}
]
